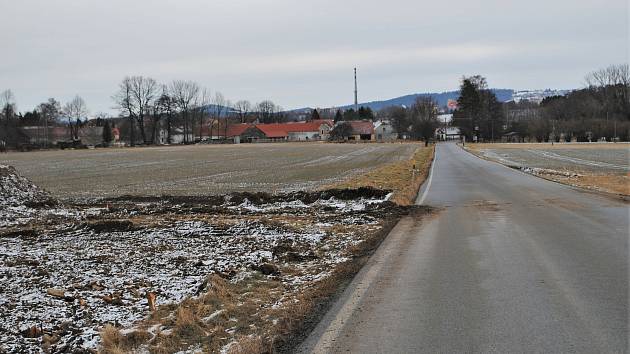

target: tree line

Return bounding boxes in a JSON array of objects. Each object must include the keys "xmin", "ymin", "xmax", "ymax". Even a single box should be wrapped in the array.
[
  {"xmin": 0, "ymin": 77, "xmax": 286, "ymax": 148},
  {"xmin": 452, "ymin": 64, "xmax": 629, "ymax": 142}
]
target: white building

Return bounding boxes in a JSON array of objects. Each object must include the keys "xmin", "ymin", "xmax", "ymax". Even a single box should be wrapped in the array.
[{"xmin": 374, "ymin": 121, "xmax": 397, "ymax": 141}]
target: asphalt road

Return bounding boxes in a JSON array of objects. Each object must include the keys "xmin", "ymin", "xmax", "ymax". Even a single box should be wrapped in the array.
[{"xmin": 297, "ymin": 142, "xmax": 629, "ymax": 353}]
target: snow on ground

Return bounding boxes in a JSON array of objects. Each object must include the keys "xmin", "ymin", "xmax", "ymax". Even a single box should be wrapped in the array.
[
  {"xmin": 0, "ymin": 164, "xmax": 58, "ymax": 228},
  {"xmin": 0, "ymin": 180, "xmax": 395, "ymax": 353}
]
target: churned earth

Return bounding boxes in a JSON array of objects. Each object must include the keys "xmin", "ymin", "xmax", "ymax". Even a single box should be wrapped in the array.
[{"xmin": 0, "ymin": 163, "xmax": 423, "ymax": 353}]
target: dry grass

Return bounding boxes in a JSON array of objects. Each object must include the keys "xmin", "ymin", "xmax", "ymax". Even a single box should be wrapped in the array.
[
  {"xmin": 544, "ymin": 173, "xmax": 630, "ymax": 196},
  {"xmin": 226, "ymin": 336, "xmax": 266, "ymax": 354},
  {"xmin": 327, "ymin": 144, "xmax": 435, "ymax": 205}
]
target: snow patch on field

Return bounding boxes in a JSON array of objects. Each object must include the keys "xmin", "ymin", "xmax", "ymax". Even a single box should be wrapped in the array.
[{"xmin": 0, "ymin": 183, "xmax": 394, "ymax": 352}]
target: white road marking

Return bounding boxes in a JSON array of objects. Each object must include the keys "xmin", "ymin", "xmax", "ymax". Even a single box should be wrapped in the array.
[{"xmin": 417, "ymin": 146, "xmax": 438, "ymax": 205}]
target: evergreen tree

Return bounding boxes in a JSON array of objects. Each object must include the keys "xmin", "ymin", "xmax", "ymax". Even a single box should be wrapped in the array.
[
  {"xmin": 334, "ymin": 109, "xmax": 343, "ymax": 123},
  {"xmin": 343, "ymin": 108, "xmax": 358, "ymax": 121},
  {"xmin": 102, "ymin": 120, "xmax": 113, "ymax": 145},
  {"xmin": 451, "ymin": 75, "xmax": 503, "ymax": 141},
  {"xmin": 358, "ymin": 106, "xmax": 374, "ymax": 120},
  {"xmin": 310, "ymin": 108, "xmax": 320, "ymax": 121}
]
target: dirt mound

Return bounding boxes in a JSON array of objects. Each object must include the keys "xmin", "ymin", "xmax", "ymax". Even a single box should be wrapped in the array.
[
  {"xmin": 0, "ymin": 165, "xmax": 55, "ymax": 207},
  {"xmin": 104, "ymin": 187, "xmax": 391, "ymax": 207}
]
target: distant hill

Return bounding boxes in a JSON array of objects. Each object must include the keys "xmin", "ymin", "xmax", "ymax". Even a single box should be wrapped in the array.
[
  {"xmin": 335, "ymin": 89, "xmax": 514, "ymax": 111},
  {"xmin": 287, "ymin": 89, "xmax": 515, "ymax": 114},
  {"xmin": 202, "ymin": 104, "xmax": 239, "ymax": 117}
]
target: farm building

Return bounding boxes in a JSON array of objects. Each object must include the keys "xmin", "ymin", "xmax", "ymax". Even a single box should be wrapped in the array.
[
  {"xmin": 344, "ymin": 121, "xmax": 374, "ymax": 141},
  {"xmin": 225, "ymin": 120, "xmax": 333, "ymax": 143},
  {"xmin": 374, "ymin": 121, "xmax": 397, "ymax": 141},
  {"xmin": 226, "ymin": 124, "xmax": 268, "ymax": 143}
]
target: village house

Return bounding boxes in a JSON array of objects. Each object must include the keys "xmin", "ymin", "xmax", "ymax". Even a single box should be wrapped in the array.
[
  {"xmin": 435, "ymin": 126, "xmax": 461, "ymax": 141},
  {"xmin": 158, "ymin": 127, "xmax": 194, "ymax": 144},
  {"xmin": 373, "ymin": 121, "xmax": 397, "ymax": 141}
]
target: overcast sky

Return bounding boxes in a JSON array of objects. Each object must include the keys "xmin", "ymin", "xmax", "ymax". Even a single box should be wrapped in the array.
[{"xmin": 1, "ymin": 0, "xmax": 628, "ymax": 115}]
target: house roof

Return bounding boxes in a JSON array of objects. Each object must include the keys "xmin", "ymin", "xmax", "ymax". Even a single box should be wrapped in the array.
[
  {"xmin": 255, "ymin": 124, "xmax": 290, "ymax": 138},
  {"xmin": 226, "ymin": 121, "xmax": 332, "ymax": 139},
  {"xmin": 309, "ymin": 119, "xmax": 334, "ymax": 127},
  {"xmin": 346, "ymin": 121, "xmax": 374, "ymax": 135},
  {"xmin": 226, "ymin": 124, "xmax": 255, "ymax": 137},
  {"xmin": 373, "ymin": 121, "xmax": 392, "ymax": 129},
  {"xmin": 284, "ymin": 122, "xmax": 329, "ymax": 133}
]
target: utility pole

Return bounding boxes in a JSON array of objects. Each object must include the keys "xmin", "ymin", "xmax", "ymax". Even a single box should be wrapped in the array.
[{"xmin": 354, "ymin": 68, "xmax": 358, "ymax": 112}]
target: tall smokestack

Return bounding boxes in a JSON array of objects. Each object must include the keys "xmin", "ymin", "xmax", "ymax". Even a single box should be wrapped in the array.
[{"xmin": 354, "ymin": 67, "xmax": 358, "ymax": 111}]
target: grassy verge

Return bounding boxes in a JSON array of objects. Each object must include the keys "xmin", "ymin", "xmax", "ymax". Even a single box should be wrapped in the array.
[{"xmin": 327, "ymin": 144, "xmax": 435, "ymax": 205}]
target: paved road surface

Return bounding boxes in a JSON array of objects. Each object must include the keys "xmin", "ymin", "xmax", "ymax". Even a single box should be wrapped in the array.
[{"xmin": 297, "ymin": 142, "xmax": 628, "ymax": 353}]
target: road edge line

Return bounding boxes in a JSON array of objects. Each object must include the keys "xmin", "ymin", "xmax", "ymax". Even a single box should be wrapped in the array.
[{"xmin": 416, "ymin": 145, "xmax": 437, "ymax": 205}]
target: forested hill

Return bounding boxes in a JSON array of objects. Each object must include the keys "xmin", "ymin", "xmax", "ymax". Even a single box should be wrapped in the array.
[{"xmin": 337, "ymin": 89, "xmax": 514, "ymax": 111}]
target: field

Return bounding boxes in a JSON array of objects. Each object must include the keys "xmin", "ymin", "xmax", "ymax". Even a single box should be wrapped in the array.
[
  {"xmin": 467, "ymin": 143, "xmax": 630, "ymax": 195},
  {"xmin": 0, "ymin": 143, "xmax": 417, "ymax": 200},
  {"xmin": 0, "ymin": 144, "xmax": 433, "ymax": 353}
]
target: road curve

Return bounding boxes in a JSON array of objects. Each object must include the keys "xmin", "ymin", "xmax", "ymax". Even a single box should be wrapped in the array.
[{"xmin": 296, "ymin": 142, "xmax": 628, "ymax": 353}]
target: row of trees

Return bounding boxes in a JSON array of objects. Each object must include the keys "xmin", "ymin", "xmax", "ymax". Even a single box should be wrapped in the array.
[
  {"xmin": 451, "ymin": 64, "xmax": 629, "ymax": 142},
  {"xmin": 0, "ymin": 78, "xmax": 286, "ymax": 148},
  {"xmin": 112, "ymin": 76, "xmax": 286, "ymax": 146},
  {"xmin": 0, "ymin": 90, "xmax": 89, "ymax": 148}
]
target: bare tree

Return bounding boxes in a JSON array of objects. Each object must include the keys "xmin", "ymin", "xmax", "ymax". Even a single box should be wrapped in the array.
[
  {"xmin": 585, "ymin": 64, "xmax": 630, "ymax": 88},
  {"xmin": 223, "ymin": 99, "xmax": 233, "ymax": 138},
  {"xmin": 585, "ymin": 64, "xmax": 630, "ymax": 131},
  {"xmin": 194, "ymin": 88, "xmax": 211, "ymax": 141},
  {"xmin": 63, "ymin": 95, "xmax": 88, "ymax": 140},
  {"xmin": 234, "ymin": 100, "xmax": 252, "ymax": 123},
  {"xmin": 409, "ymin": 97, "xmax": 439, "ymax": 146},
  {"xmin": 170, "ymin": 80, "xmax": 200, "ymax": 144},
  {"xmin": 0, "ymin": 90, "xmax": 16, "ymax": 147},
  {"xmin": 210, "ymin": 92, "xmax": 226, "ymax": 139},
  {"xmin": 37, "ymin": 98, "xmax": 61, "ymax": 147},
  {"xmin": 113, "ymin": 77, "xmax": 137, "ymax": 145},
  {"xmin": 112, "ymin": 76, "xmax": 159, "ymax": 145},
  {"xmin": 256, "ymin": 100, "xmax": 281, "ymax": 123},
  {"xmin": 130, "ymin": 76, "xmax": 159, "ymax": 144}
]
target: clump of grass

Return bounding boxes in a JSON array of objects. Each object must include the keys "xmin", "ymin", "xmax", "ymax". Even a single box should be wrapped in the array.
[
  {"xmin": 227, "ymin": 335, "xmax": 267, "ymax": 354},
  {"xmin": 328, "ymin": 145, "xmax": 434, "ymax": 205},
  {"xmin": 174, "ymin": 307, "xmax": 203, "ymax": 337},
  {"xmin": 99, "ymin": 325, "xmax": 125, "ymax": 354}
]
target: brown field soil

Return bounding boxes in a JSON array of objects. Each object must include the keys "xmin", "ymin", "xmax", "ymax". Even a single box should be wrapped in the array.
[
  {"xmin": 326, "ymin": 145, "xmax": 434, "ymax": 205},
  {"xmin": 0, "ymin": 143, "xmax": 417, "ymax": 200}
]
